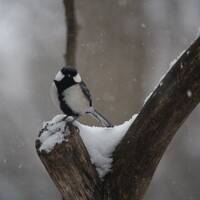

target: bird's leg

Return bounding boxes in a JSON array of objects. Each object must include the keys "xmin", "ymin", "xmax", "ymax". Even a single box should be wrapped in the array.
[
  {"xmin": 63, "ymin": 116, "xmax": 79, "ymax": 132},
  {"xmin": 88, "ymin": 109, "xmax": 113, "ymax": 127}
]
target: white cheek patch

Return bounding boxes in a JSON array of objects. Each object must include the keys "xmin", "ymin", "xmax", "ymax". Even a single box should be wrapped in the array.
[
  {"xmin": 55, "ymin": 70, "xmax": 64, "ymax": 81},
  {"xmin": 73, "ymin": 73, "xmax": 82, "ymax": 83}
]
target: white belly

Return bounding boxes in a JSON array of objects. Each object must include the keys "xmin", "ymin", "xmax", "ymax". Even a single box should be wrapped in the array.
[{"xmin": 63, "ymin": 84, "xmax": 90, "ymax": 114}]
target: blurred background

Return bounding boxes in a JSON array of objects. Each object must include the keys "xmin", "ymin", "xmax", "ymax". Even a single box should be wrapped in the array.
[{"xmin": 0, "ymin": 0, "xmax": 199, "ymax": 199}]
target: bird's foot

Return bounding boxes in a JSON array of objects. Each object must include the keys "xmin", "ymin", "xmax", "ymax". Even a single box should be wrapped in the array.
[
  {"xmin": 63, "ymin": 116, "xmax": 79, "ymax": 132},
  {"xmin": 46, "ymin": 115, "xmax": 78, "ymax": 134}
]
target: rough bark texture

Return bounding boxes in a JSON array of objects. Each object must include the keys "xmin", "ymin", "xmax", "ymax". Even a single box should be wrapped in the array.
[
  {"xmin": 63, "ymin": 0, "xmax": 77, "ymax": 67},
  {"xmin": 35, "ymin": 125, "xmax": 102, "ymax": 200},
  {"xmin": 105, "ymin": 36, "xmax": 200, "ymax": 200}
]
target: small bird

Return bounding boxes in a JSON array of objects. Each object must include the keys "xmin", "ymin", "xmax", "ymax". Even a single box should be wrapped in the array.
[{"xmin": 50, "ymin": 67, "xmax": 113, "ymax": 127}]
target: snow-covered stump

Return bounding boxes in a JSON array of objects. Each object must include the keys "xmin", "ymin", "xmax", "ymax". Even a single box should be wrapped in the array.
[
  {"xmin": 35, "ymin": 114, "xmax": 136, "ymax": 200},
  {"xmin": 35, "ymin": 116, "xmax": 102, "ymax": 200}
]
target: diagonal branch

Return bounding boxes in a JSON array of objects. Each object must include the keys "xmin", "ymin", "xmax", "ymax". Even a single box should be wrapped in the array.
[
  {"xmin": 63, "ymin": 0, "xmax": 77, "ymax": 67},
  {"xmin": 105, "ymin": 36, "xmax": 200, "ymax": 200}
]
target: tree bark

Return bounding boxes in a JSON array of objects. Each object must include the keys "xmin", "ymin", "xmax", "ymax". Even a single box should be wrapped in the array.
[
  {"xmin": 36, "ymin": 125, "xmax": 102, "ymax": 200},
  {"xmin": 105, "ymin": 36, "xmax": 200, "ymax": 200},
  {"xmin": 63, "ymin": 0, "xmax": 77, "ymax": 67}
]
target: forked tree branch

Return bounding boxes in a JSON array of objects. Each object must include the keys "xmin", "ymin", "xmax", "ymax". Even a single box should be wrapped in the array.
[
  {"xmin": 36, "ymin": 0, "xmax": 200, "ymax": 199},
  {"xmin": 36, "ymin": 35, "xmax": 200, "ymax": 200},
  {"xmin": 105, "ymin": 36, "xmax": 200, "ymax": 200}
]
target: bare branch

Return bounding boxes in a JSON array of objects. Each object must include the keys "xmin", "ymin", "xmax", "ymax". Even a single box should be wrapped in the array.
[
  {"xmin": 63, "ymin": 0, "xmax": 77, "ymax": 67},
  {"xmin": 105, "ymin": 36, "xmax": 200, "ymax": 200}
]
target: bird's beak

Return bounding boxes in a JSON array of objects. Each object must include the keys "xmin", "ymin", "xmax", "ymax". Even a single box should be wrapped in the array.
[{"xmin": 73, "ymin": 73, "xmax": 82, "ymax": 83}]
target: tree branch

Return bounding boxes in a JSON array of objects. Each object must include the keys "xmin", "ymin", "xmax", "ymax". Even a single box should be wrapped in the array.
[
  {"xmin": 63, "ymin": 0, "xmax": 77, "ymax": 67},
  {"xmin": 105, "ymin": 36, "xmax": 200, "ymax": 200}
]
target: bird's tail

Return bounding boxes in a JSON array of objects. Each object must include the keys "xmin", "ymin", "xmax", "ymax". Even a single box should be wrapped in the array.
[{"xmin": 89, "ymin": 109, "xmax": 113, "ymax": 127}]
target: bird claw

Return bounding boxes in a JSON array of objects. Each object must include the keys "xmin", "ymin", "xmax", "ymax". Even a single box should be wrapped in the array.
[{"xmin": 63, "ymin": 116, "xmax": 79, "ymax": 132}]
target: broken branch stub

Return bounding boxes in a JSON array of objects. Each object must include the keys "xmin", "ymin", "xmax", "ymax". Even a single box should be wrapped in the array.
[{"xmin": 36, "ymin": 124, "xmax": 103, "ymax": 200}]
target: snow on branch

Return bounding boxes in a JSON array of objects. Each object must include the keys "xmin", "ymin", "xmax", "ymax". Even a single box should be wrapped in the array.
[
  {"xmin": 35, "ymin": 113, "xmax": 136, "ymax": 199},
  {"xmin": 37, "ymin": 114, "xmax": 137, "ymax": 179}
]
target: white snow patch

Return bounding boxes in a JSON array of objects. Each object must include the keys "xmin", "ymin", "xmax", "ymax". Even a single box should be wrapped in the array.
[
  {"xmin": 153, "ymin": 50, "xmax": 186, "ymax": 92},
  {"xmin": 38, "ymin": 115, "xmax": 68, "ymax": 153},
  {"xmin": 169, "ymin": 50, "xmax": 185, "ymax": 68},
  {"xmin": 75, "ymin": 114, "xmax": 137, "ymax": 178},
  {"xmin": 144, "ymin": 91, "xmax": 153, "ymax": 104},
  {"xmin": 170, "ymin": 58, "xmax": 177, "ymax": 68},
  {"xmin": 144, "ymin": 50, "xmax": 187, "ymax": 106},
  {"xmin": 38, "ymin": 114, "xmax": 137, "ymax": 178},
  {"xmin": 187, "ymin": 90, "xmax": 192, "ymax": 98}
]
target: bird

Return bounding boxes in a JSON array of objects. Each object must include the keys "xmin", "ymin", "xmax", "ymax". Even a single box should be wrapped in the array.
[{"xmin": 50, "ymin": 67, "xmax": 113, "ymax": 127}]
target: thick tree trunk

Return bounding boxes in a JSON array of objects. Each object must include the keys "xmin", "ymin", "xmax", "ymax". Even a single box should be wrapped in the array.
[
  {"xmin": 36, "ymin": 125, "xmax": 102, "ymax": 200},
  {"xmin": 105, "ymin": 36, "xmax": 200, "ymax": 200}
]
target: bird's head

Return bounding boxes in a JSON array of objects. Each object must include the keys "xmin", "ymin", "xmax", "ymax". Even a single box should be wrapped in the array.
[{"xmin": 54, "ymin": 67, "xmax": 82, "ymax": 88}]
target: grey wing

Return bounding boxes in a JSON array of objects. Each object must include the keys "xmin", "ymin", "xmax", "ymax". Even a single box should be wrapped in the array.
[{"xmin": 79, "ymin": 81, "xmax": 92, "ymax": 106}]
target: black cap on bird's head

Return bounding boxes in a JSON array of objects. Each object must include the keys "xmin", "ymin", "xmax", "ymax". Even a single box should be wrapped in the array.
[
  {"xmin": 54, "ymin": 67, "xmax": 82, "ymax": 89},
  {"xmin": 61, "ymin": 67, "xmax": 77, "ymax": 77}
]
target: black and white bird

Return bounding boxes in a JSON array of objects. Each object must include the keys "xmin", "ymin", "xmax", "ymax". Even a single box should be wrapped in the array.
[{"xmin": 50, "ymin": 67, "xmax": 113, "ymax": 127}]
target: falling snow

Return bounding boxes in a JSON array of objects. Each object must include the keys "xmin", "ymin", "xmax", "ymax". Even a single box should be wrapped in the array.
[
  {"xmin": 141, "ymin": 23, "xmax": 146, "ymax": 28},
  {"xmin": 187, "ymin": 90, "xmax": 192, "ymax": 98}
]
